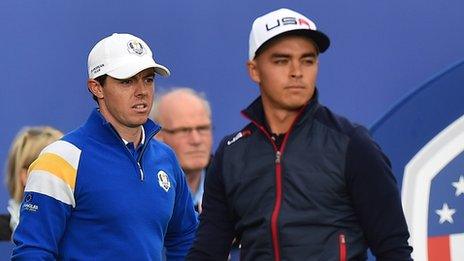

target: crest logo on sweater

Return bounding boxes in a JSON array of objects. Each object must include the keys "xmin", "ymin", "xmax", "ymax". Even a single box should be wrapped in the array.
[{"xmin": 157, "ymin": 170, "xmax": 171, "ymax": 192}]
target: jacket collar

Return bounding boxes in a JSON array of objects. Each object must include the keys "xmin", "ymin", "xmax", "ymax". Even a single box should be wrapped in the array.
[
  {"xmin": 82, "ymin": 108, "xmax": 161, "ymax": 145},
  {"xmin": 241, "ymin": 88, "xmax": 320, "ymax": 129}
]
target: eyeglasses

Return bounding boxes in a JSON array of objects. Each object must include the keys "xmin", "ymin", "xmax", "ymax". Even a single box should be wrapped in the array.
[{"xmin": 162, "ymin": 124, "xmax": 212, "ymax": 137}]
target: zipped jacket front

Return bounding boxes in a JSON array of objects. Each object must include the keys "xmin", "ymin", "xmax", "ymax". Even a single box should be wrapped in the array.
[{"xmin": 188, "ymin": 93, "xmax": 412, "ymax": 261}]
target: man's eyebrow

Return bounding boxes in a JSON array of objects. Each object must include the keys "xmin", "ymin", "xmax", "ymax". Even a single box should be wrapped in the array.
[
  {"xmin": 270, "ymin": 52, "xmax": 317, "ymax": 58},
  {"xmin": 270, "ymin": 53, "xmax": 291, "ymax": 58},
  {"xmin": 302, "ymin": 52, "xmax": 317, "ymax": 58}
]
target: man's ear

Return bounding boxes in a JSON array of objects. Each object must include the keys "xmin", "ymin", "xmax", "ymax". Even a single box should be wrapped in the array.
[
  {"xmin": 247, "ymin": 60, "xmax": 260, "ymax": 84},
  {"xmin": 87, "ymin": 79, "xmax": 104, "ymax": 99}
]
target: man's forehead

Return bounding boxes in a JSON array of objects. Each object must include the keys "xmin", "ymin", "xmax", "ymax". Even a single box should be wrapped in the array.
[
  {"xmin": 161, "ymin": 93, "xmax": 204, "ymax": 112},
  {"xmin": 160, "ymin": 100, "xmax": 205, "ymax": 118},
  {"xmin": 258, "ymin": 34, "xmax": 319, "ymax": 58},
  {"xmin": 164, "ymin": 103, "xmax": 210, "ymax": 123},
  {"xmin": 164, "ymin": 117, "xmax": 211, "ymax": 131}
]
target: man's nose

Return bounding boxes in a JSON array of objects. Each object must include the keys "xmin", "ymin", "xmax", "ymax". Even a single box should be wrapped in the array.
[
  {"xmin": 189, "ymin": 129, "xmax": 202, "ymax": 144},
  {"xmin": 290, "ymin": 61, "xmax": 303, "ymax": 78},
  {"xmin": 134, "ymin": 80, "xmax": 148, "ymax": 96}
]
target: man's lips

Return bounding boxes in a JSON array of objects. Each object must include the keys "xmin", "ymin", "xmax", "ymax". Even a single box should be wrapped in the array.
[{"xmin": 132, "ymin": 103, "xmax": 148, "ymax": 112}]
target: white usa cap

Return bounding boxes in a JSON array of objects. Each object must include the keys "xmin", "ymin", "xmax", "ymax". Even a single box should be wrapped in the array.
[
  {"xmin": 88, "ymin": 33, "xmax": 170, "ymax": 79},
  {"xmin": 249, "ymin": 8, "xmax": 330, "ymax": 60}
]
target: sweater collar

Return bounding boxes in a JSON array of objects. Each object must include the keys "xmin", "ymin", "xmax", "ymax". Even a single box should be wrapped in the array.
[{"xmin": 82, "ymin": 108, "xmax": 160, "ymax": 145}]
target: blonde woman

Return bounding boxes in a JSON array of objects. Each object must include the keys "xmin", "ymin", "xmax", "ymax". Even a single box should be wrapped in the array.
[{"xmin": 1, "ymin": 126, "xmax": 62, "ymax": 241}]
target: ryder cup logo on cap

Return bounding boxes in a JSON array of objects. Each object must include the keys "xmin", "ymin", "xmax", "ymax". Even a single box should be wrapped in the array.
[
  {"xmin": 88, "ymin": 33, "xmax": 170, "ymax": 79},
  {"xmin": 249, "ymin": 8, "xmax": 330, "ymax": 60},
  {"xmin": 127, "ymin": 40, "xmax": 146, "ymax": 56}
]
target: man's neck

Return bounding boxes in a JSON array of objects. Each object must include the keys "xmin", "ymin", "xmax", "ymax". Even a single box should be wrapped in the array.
[
  {"xmin": 263, "ymin": 108, "xmax": 299, "ymax": 135},
  {"xmin": 119, "ymin": 127, "xmax": 143, "ymax": 147},
  {"xmin": 99, "ymin": 108, "xmax": 143, "ymax": 147},
  {"xmin": 185, "ymin": 170, "xmax": 202, "ymax": 193}
]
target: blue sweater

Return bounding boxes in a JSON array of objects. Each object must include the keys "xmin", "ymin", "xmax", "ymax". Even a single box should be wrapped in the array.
[{"xmin": 12, "ymin": 109, "xmax": 198, "ymax": 260}]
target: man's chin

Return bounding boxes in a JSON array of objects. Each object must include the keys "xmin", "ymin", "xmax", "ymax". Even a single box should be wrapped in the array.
[
  {"xmin": 126, "ymin": 119, "xmax": 148, "ymax": 128},
  {"xmin": 183, "ymin": 164, "xmax": 207, "ymax": 174}
]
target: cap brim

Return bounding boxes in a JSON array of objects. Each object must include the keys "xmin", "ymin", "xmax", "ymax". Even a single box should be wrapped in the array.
[
  {"xmin": 256, "ymin": 29, "xmax": 330, "ymax": 58},
  {"xmin": 304, "ymin": 30, "xmax": 330, "ymax": 53},
  {"xmin": 107, "ymin": 57, "xmax": 170, "ymax": 79}
]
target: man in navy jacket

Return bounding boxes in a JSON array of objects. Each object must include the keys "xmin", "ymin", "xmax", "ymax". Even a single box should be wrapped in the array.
[{"xmin": 188, "ymin": 8, "xmax": 412, "ymax": 261}]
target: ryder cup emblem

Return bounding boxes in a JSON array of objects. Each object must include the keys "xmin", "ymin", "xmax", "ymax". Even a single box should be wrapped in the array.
[
  {"xmin": 157, "ymin": 170, "xmax": 171, "ymax": 192},
  {"xmin": 402, "ymin": 114, "xmax": 464, "ymax": 260},
  {"xmin": 127, "ymin": 40, "xmax": 145, "ymax": 56}
]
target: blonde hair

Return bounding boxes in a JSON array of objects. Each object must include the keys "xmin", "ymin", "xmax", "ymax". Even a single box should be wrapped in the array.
[{"xmin": 5, "ymin": 126, "xmax": 63, "ymax": 203}]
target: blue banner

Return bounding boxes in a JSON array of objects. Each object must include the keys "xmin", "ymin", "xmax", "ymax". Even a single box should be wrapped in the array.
[{"xmin": 370, "ymin": 59, "xmax": 464, "ymax": 260}]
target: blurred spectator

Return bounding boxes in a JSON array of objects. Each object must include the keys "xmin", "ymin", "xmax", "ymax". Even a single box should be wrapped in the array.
[
  {"xmin": 151, "ymin": 87, "xmax": 213, "ymax": 212},
  {"xmin": 1, "ymin": 126, "xmax": 62, "ymax": 241}
]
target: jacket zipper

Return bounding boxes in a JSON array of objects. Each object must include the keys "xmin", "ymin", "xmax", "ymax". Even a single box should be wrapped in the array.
[
  {"xmin": 339, "ymin": 234, "xmax": 346, "ymax": 261},
  {"xmin": 242, "ymin": 104, "xmax": 307, "ymax": 261},
  {"xmin": 137, "ymin": 162, "xmax": 144, "ymax": 181},
  {"xmin": 243, "ymin": 121, "xmax": 283, "ymax": 261},
  {"xmin": 136, "ymin": 130, "xmax": 159, "ymax": 181},
  {"xmin": 271, "ymin": 150, "xmax": 283, "ymax": 261},
  {"xmin": 107, "ymin": 123, "xmax": 160, "ymax": 182},
  {"xmin": 248, "ymin": 124, "xmax": 283, "ymax": 261}
]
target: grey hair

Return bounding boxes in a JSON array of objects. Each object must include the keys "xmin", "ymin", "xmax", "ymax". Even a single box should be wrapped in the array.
[{"xmin": 150, "ymin": 87, "xmax": 212, "ymax": 123}]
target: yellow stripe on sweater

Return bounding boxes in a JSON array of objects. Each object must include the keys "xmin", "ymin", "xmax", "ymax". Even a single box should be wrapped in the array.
[{"xmin": 29, "ymin": 152, "xmax": 77, "ymax": 190}]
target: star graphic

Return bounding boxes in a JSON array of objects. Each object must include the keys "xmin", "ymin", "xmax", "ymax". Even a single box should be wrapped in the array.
[
  {"xmin": 435, "ymin": 203, "xmax": 456, "ymax": 224},
  {"xmin": 452, "ymin": 175, "xmax": 464, "ymax": 196}
]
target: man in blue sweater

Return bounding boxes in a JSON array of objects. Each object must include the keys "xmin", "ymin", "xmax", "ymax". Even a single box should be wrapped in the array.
[
  {"xmin": 188, "ymin": 8, "xmax": 412, "ymax": 260},
  {"xmin": 12, "ymin": 33, "xmax": 198, "ymax": 260}
]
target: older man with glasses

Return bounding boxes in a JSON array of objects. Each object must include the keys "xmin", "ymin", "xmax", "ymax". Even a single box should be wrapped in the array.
[{"xmin": 151, "ymin": 87, "xmax": 213, "ymax": 212}]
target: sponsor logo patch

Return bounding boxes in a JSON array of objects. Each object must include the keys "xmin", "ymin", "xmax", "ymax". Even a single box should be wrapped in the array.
[
  {"xmin": 23, "ymin": 193, "xmax": 39, "ymax": 212},
  {"xmin": 227, "ymin": 130, "xmax": 251, "ymax": 145}
]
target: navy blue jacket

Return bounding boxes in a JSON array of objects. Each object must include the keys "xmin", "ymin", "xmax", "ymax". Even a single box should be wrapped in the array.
[{"xmin": 188, "ymin": 93, "xmax": 412, "ymax": 261}]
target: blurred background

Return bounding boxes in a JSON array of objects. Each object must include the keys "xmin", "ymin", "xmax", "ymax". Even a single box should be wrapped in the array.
[{"xmin": 1, "ymin": 0, "xmax": 463, "ymax": 259}]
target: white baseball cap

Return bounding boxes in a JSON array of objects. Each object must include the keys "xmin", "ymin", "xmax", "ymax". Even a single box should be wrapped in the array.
[
  {"xmin": 249, "ymin": 8, "xmax": 330, "ymax": 60},
  {"xmin": 88, "ymin": 33, "xmax": 170, "ymax": 79}
]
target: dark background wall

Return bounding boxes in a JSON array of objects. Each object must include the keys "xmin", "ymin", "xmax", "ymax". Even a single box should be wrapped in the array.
[{"xmin": 0, "ymin": 0, "xmax": 463, "ymax": 256}]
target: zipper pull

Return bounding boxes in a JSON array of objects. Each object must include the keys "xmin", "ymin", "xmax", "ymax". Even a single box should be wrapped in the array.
[
  {"xmin": 339, "ymin": 234, "xmax": 346, "ymax": 261},
  {"xmin": 275, "ymin": 151, "xmax": 281, "ymax": 164},
  {"xmin": 137, "ymin": 162, "xmax": 144, "ymax": 181}
]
